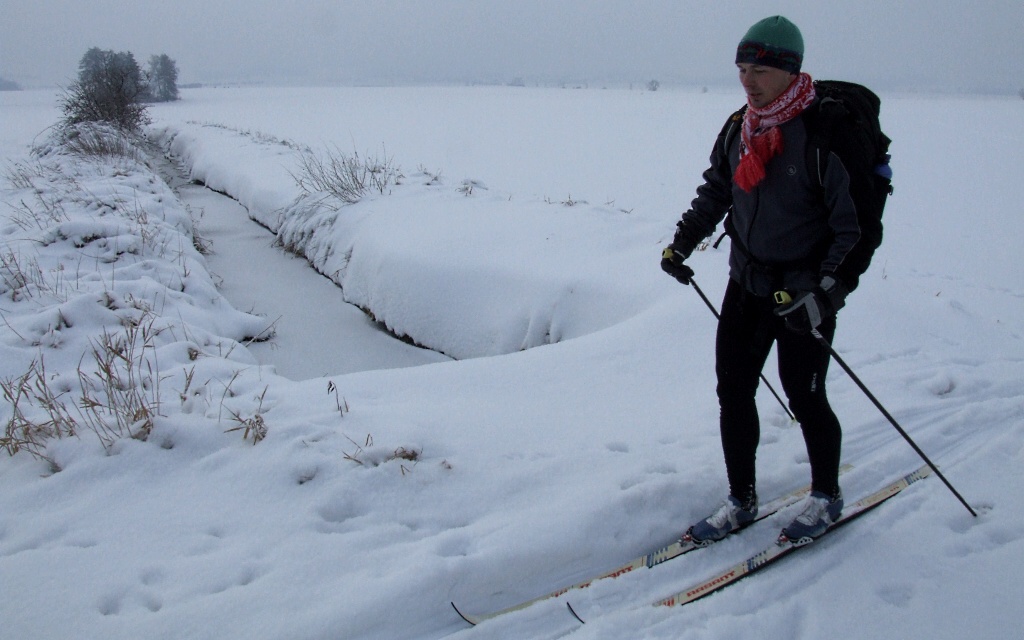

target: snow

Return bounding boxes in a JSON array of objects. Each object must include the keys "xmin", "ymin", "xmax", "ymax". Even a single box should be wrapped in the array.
[{"xmin": 1, "ymin": 85, "xmax": 1023, "ymax": 640}]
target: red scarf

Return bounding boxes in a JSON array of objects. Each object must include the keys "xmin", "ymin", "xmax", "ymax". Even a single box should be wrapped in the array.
[{"xmin": 734, "ymin": 73, "xmax": 816, "ymax": 192}]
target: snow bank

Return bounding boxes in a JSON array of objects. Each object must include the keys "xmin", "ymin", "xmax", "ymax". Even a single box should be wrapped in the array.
[{"xmin": 153, "ymin": 121, "xmax": 678, "ymax": 359}]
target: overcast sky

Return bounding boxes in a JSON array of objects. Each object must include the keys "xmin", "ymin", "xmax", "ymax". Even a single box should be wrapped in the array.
[{"xmin": 2, "ymin": 0, "xmax": 1021, "ymax": 93}]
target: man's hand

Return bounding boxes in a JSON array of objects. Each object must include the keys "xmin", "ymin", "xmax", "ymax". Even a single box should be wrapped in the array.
[
  {"xmin": 773, "ymin": 276, "xmax": 848, "ymax": 334},
  {"xmin": 661, "ymin": 246, "xmax": 694, "ymax": 285}
]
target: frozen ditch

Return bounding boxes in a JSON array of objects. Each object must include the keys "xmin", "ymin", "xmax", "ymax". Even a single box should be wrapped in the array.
[{"xmin": 154, "ymin": 153, "xmax": 450, "ymax": 380}]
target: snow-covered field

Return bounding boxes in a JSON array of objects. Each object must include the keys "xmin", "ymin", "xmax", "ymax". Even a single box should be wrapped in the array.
[{"xmin": 1, "ymin": 85, "xmax": 1022, "ymax": 640}]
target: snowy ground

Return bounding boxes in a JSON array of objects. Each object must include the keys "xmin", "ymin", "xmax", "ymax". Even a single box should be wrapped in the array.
[{"xmin": 1, "ymin": 86, "xmax": 1023, "ymax": 640}]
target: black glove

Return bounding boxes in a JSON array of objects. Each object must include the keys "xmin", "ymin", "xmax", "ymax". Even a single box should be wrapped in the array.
[
  {"xmin": 661, "ymin": 246, "xmax": 694, "ymax": 285},
  {"xmin": 773, "ymin": 276, "xmax": 848, "ymax": 334}
]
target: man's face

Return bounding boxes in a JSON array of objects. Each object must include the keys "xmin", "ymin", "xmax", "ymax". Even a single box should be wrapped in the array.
[{"xmin": 737, "ymin": 63, "xmax": 797, "ymax": 108}]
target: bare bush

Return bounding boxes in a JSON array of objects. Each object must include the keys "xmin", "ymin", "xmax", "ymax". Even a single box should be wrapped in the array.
[
  {"xmin": 60, "ymin": 48, "xmax": 150, "ymax": 132},
  {"xmin": 291, "ymin": 146, "xmax": 401, "ymax": 206}
]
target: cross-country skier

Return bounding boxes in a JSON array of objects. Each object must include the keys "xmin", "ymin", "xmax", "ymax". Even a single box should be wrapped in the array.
[{"xmin": 661, "ymin": 16, "xmax": 884, "ymax": 544}]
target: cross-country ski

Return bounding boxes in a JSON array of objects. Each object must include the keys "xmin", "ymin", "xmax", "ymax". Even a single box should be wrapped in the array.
[
  {"xmin": 451, "ymin": 466, "xmax": 852, "ymax": 625},
  {"xmin": 560, "ymin": 465, "xmax": 932, "ymax": 625},
  {"xmin": 654, "ymin": 465, "xmax": 932, "ymax": 609}
]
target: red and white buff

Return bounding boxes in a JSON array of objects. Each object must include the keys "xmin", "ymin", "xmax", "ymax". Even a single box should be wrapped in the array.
[{"xmin": 734, "ymin": 72, "xmax": 816, "ymax": 192}]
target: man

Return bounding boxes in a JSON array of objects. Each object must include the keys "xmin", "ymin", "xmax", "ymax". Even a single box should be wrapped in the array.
[{"xmin": 661, "ymin": 16, "xmax": 882, "ymax": 544}]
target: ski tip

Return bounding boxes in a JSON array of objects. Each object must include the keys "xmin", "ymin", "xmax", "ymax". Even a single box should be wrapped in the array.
[
  {"xmin": 566, "ymin": 601, "xmax": 586, "ymax": 624},
  {"xmin": 450, "ymin": 601, "xmax": 478, "ymax": 626}
]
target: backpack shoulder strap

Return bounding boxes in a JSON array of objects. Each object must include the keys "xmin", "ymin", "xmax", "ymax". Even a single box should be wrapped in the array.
[
  {"xmin": 711, "ymin": 106, "xmax": 745, "ymax": 250},
  {"xmin": 802, "ymin": 97, "xmax": 844, "ymax": 188},
  {"xmin": 720, "ymin": 105, "xmax": 747, "ymax": 157}
]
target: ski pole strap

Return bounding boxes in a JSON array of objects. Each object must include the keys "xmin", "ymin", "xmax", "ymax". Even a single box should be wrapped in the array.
[{"xmin": 774, "ymin": 289, "xmax": 825, "ymax": 332}]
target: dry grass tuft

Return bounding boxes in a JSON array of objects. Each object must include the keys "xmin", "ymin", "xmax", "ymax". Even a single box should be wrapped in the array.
[
  {"xmin": 224, "ymin": 386, "xmax": 269, "ymax": 445},
  {"xmin": 291, "ymin": 145, "xmax": 401, "ymax": 207},
  {"xmin": 343, "ymin": 433, "xmax": 422, "ymax": 475}
]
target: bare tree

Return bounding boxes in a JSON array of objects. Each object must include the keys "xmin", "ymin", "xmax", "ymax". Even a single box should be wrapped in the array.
[{"xmin": 60, "ymin": 48, "xmax": 150, "ymax": 131}]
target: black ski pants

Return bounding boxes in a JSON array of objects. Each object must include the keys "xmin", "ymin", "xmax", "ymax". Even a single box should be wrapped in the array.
[{"xmin": 715, "ymin": 278, "xmax": 842, "ymax": 502}]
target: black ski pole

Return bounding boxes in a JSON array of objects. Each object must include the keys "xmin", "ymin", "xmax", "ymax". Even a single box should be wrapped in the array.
[
  {"xmin": 688, "ymin": 277, "xmax": 795, "ymax": 422},
  {"xmin": 809, "ymin": 327, "xmax": 978, "ymax": 518}
]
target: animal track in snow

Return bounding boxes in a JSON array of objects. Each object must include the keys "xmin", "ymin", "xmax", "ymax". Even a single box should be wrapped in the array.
[{"xmin": 876, "ymin": 582, "xmax": 915, "ymax": 607}]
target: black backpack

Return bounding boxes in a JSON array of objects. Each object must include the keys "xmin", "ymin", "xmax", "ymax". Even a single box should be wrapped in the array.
[
  {"xmin": 717, "ymin": 80, "xmax": 893, "ymax": 286},
  {"xmin": 808, "ymin": 80, "xmax": 893, "ymax": 207}
]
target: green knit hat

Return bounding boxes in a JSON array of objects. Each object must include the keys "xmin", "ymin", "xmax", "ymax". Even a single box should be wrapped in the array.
[{"xmin": 736, "ymin": 16, "xmax": 804, "ymax": 74}]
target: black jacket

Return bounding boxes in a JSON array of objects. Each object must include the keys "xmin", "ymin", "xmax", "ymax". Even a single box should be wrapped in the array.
[{"xmin": 674, "ymin": 99, "xmax": 882, "ymax": 297}]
